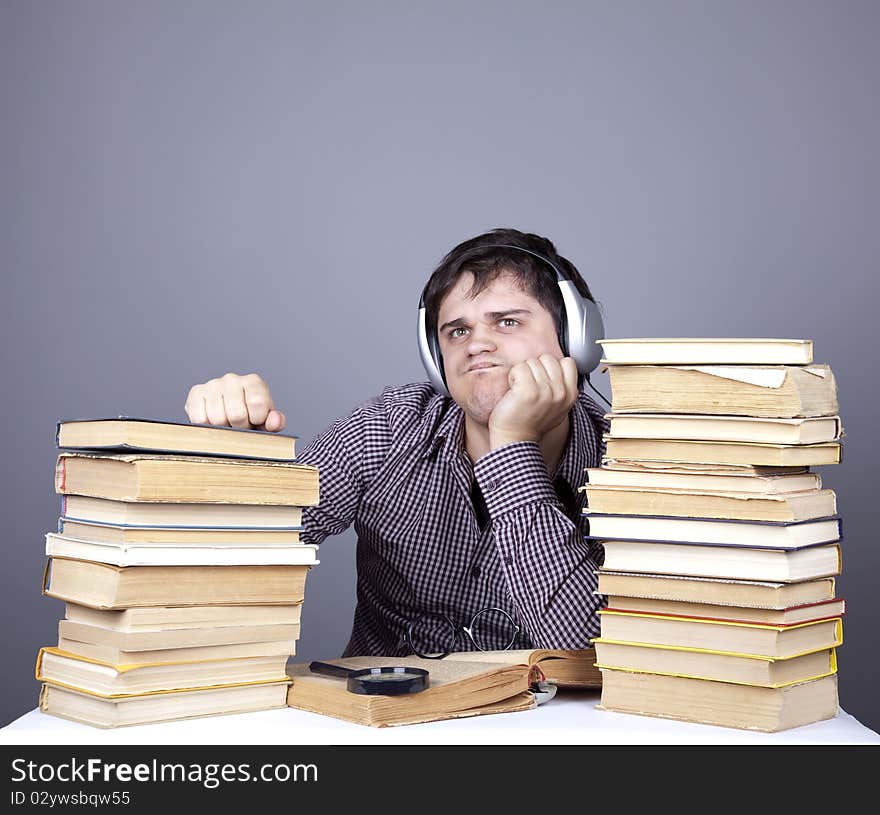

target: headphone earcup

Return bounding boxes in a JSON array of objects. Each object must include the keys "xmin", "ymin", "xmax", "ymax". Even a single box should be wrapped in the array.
[
  {"xmin": 557, "ymin": 281, "xmax": 605, "ymax": 375},
  {"xmin": 417, "ymin": 307, "xmax": 450, "ymax": 397}
]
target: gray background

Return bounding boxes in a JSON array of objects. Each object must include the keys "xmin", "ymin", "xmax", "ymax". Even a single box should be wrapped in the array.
[{"xmin": 2, "ymin": 0, "xmax": 878, "ymax": 734}]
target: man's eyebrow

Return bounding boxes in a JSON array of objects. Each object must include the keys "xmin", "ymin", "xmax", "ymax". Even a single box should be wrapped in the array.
[
  {"xmin": 439, "ymin": 309, "xmax": 533, "ymax": 334},
  {"xmin": 438, "ymin": 317, "xmax": 468, "ymax": 333},
  {"xmin": 485, "ymin": 309, "xmax": 532, "ymax": 321}
]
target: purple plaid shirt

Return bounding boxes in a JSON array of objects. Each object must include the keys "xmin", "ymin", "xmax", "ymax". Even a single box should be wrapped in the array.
[{"xmin": 298, "ymin": 382, "xmax": 608, "ymax": 657}]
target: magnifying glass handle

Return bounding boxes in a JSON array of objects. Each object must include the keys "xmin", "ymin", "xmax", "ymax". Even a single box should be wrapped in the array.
[{"xmin": 309, "ymin": 661, "xmax": 354, "ymax": 678}]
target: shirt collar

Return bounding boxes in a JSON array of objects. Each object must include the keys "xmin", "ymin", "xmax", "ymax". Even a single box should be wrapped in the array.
[{"xmin": 419, "ymin": 398, "xmax": 465, "ymax": 463}]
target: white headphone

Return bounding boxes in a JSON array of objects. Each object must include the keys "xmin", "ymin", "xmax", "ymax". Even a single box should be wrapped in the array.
[{"xmin": 417, "ymin": 244, "xmax": 605, "ymax": 397}]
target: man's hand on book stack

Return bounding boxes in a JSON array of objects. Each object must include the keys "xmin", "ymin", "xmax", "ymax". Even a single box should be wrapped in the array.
[{"xmin": 185, "ymin": 372, "xmax": 287, "ymax": 432}]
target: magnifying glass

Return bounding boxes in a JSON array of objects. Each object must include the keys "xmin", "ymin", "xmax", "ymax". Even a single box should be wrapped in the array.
[{"xmin": 308, "ymin": 661, "xmax": 430, "ymax": 695}]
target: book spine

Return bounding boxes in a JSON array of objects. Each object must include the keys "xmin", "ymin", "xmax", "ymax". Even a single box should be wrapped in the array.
[{"xmin": 55, "ymin": 457, "xmax": 67, "ymax": 493}]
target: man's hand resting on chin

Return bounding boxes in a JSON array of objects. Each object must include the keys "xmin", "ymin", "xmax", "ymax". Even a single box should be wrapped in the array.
[{"xmin": 487, "ymin": 354, "xmax": 579, "ymax": 451}]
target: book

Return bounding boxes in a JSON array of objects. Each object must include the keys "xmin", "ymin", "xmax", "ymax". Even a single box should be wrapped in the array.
[
  {"xmin": 57, "ymin": 637, "xmax": 299, "ymax": 665},
  {"xmin": 56, "ymin": 519, "xmax": 304, "ymax": 544},
  {"xmin": 596, "ymin": 670, "xmax": 839, "ymax": 732},
  {"xmin": 604, "ymin": 413, "xmax": 842, "ymax": 445},
  {"xmin": 597, "ymin": 609, "xmax": 843, "ymax": 658},
  {"xmin": 63, "ymin": 602, "xmax": 304, "ymax": 630},
  {"xmin": 58, "ymin": 619, "xmax": 302, "ymax": 652},
  {"xmin": 602, "ymin": 437, "xmax": 842, "ymax": 467},
  {"xmin": 36, "ymin": 648, "xmax": 290, "ymax": 695},
  {"xmin": 584, "ymin": 513, "xmax": 842, "ymax": 548},
  {"xmin": 39, "ymin": 680, "xmax": 290, "ymax": 728},
  {"xmin": 581, "ymin": 486, "xmax": 837, "ymax": 522},
  {"xmin": 585, "ymin": 464, "xmax": 821, "ymax": 494},
  {"xmin": 598, "ymin": 595, "xmax": 846, "ymax": 625},
  {"xmin": 57, "ymin": 417, "xmax": 297, "ymax": 461},
  {"xmin": 593, "ymin": 641, "xmax": 837, "ymax": 688},
  {"xmin": 596, "ymin": 540, "xmax": 841, "ymax": 582},
  {"xmin": 605, "ymin": 364, "xmax": 838, "ymax": 418},
  {"xmin": 595, "ymin": 571, "xmax": 837, "ymax": 608},
  {"xmin": 55, "ymin": 452, "xmax": 320, "ymax": 506},
  {"xmin": 43, "ymin": 558, "xmax": 311, "ymax": 608},
  {"xmin": 286, "ymin": 655, "xmax": 537, "ymax": 727},
  {"xmin": 597, "ymin": 338, "xmax": 814, "ymax": 366},
  {"xmin": 441, "ymin": 648, "xmax": 602, "ymax": 688},
  {"xmin": 44, "ymin": 532, "xmax": 320, "ymax": 567},
  {"xmin": 61, "ymin": 495, "xmax": 303, "ymax": 528}
]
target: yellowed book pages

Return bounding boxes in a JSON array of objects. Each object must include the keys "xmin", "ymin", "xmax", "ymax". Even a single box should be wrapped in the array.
[
  {"xmin": 55, "ymin": 452, "xmax": 319, "ymax": 506},
  {"xmin": 36, "ymin": 647, "xmax": 290, "ymax": 696},
  {"xmin": 597, "ymin": 670, "xmax": 839, "ymax": 732},
  {"xmin": 582, "ymin": 485, "xmax": 837, "ymax": 522},
  {"xmin": 602, "ymin": 595, "xmax": 845, "ymax": 625},
  {"xmin": 44, "ymin": 532, "xmax": 319, "ymax": 568},
  {"xmin": 58, "ymin": 618, "xmax": 302, "ymax": 650},
  {"xmin": 597, "ymin": 338, "xmax": 813, "ymax": 366},
  {"xmin": 598, "ymin": 541, "xmax": 841, "ymax": 583},
  {"xmin": 602, "ymin": 437, "xmax": 841, "ymax": 467},
  {"xmin": 62, "ymin": 495, "xmax": 303, "ymax": 527},
  {"xmin": 595, "ymin": 571, "xmax": 836, "ymax": 609},
  {"xmin": 44, "ymin": 557, "xmax": 311, "ymax": 609},
  {"xmin": 443, "ymin": 648, "xmax": 601, "ymax": 688},
  {"xmin": 58, "ymin": 637, "xmax": 298, "ymax": 665},
  {"xmin": 605, "ymin": 413, "xmax": 841, "ymax": 445},
  {"xmin": 286, "ymin": 656, "xmax": 535, "ymax": 727},
  {"xmin": 57, "ymin": 519, "xmax": 303, "ymax": 544},
  {"xmin": 64, "ymin": 602, "xmax": 303, "ymax": 630},
  {"xmin": 585, "ymin": 464, "xmax": 821, "ymax": 494},
  {"xmin": 594, "ymin": 641, "xmax": 837, "ymax": 687},
  {"xmin": 39, "ymin": 681, "xmax": 289, "ymax": 729},
  {"xmin": 598, "ymin": 610, "xmax": 843, "ymax": 659},
  {"xmin": 605, "ymin": 364, "xmax": 838, "ymax": 418},
  {"xmin": 57, "ymin": 417, "xmax": 297, "ymax": 461}
]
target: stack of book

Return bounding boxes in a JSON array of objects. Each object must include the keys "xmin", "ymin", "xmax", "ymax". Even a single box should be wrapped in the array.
[
  {"xmin": 584, "ymin": 338, "xmax": 845, "ymax": 732},
  {"xmin": 35, "ymin": 417, "xmax": 320, "ymax": 728}
]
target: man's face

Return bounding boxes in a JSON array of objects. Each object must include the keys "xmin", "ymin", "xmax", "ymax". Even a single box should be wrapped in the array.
[{"xmin": 436, "ymin": 271, "xmax": 563, "ymax": 424}]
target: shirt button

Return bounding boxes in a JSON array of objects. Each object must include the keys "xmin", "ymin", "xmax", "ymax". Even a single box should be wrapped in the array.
[
  {"xmin": 504, "ymin": 556, "xmax": 513, "ymax": 566},
  {"xmin": 485, "ymin": 478, "xmax": 499, "ymax": 492},
  {"xmin": 470, "ymin": 566, "xmax": 481, "ymax": 578}
]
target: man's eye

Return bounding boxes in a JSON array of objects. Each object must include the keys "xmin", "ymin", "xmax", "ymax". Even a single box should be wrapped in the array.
[
  {"xmin": 449, "ymin": 327, "xmax": 468, "ymax": 339},
  {"xmin": 499, "ymin": 318, "xmax": 519, "ymax": 328}
]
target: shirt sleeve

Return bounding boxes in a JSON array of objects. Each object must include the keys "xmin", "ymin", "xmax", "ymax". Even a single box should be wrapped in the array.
[
  {"xmin": 473, "ymin": 441, "xmax": 605, "ymax": 648},
  {"xmin": 295, "ymin": 399, "xmax": 391, "ymax": 546}
]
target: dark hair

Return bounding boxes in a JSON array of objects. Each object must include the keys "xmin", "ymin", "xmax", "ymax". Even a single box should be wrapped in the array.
[{"xmin": 422, "ymin": 228, "xmax": 595, "ymax": 348}]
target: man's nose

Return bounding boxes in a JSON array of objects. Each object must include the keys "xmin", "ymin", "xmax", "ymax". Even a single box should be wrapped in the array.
[{"xmin": 466, "ymin": 323, "xmax": 497, "ymax": 355}]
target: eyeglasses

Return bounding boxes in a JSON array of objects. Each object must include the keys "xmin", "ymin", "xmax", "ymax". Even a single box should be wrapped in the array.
[{"xmin": 403, "ymin": 606, "xmax": 522, "ymax": 659}]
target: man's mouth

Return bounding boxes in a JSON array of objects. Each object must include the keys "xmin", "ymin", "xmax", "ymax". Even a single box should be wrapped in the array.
[{"xmin": 466, "ymin": 361, "xmax": 502, "ymax": 373}]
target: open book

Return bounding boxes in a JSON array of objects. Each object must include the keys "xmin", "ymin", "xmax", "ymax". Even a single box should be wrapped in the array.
[
  {"xmin": 447, "ymin": 648, "xmax": 601, "ymax": 688},
  {"xmin": 286, "ymin": 655, "xmax": 537, "ymax": 727}
]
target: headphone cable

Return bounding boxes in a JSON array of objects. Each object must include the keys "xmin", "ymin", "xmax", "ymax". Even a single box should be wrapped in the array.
[{"xmin": 583, "ymin": 374, "xmax": 611, "ymax": 409}]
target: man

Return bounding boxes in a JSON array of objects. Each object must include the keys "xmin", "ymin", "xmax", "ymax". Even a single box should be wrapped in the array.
[{"xmin": 184, "ymin": 228, "xmax": 608, "ymax": 656}]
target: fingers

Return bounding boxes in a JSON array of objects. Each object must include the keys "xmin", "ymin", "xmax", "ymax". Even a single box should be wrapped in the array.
[
  {"xmin": 222, "ymin": 377, "xmax": 255, "ymax": 429},
  {"xmin": 184, "ymin": 387, "xmax": 209, "ymax": 424},
  {"xmin": 264, "ymin": 409, "xmax": 286, "ymax": 432},
  {"xmin": 524, "ymin": 355, "xmax": 579, "ymax": 406},
  {"xmin": 560, "ymin": 357, "xmax": 580, "ymax": 403},
  {"xmin": 184, "ymin": 373, "xmax": 284, "ymax": 431},
  {"xmin": 240, "ymin": 373, "xmax": 273, "ymax": 429}
]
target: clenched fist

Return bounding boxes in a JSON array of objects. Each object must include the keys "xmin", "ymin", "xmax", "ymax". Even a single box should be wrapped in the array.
[
  {"xmin": 488, "ymin": 354, "xmax": 579, "ymax": 450},
  {"xmin": 184, "ymin": 373, "xmax": 286, "ymax": 432}
]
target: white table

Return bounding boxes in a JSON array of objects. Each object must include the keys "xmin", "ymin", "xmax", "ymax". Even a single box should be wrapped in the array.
[{"xmin": 2, "ymin": 690, "xmax": 878, "ymax": 745}]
